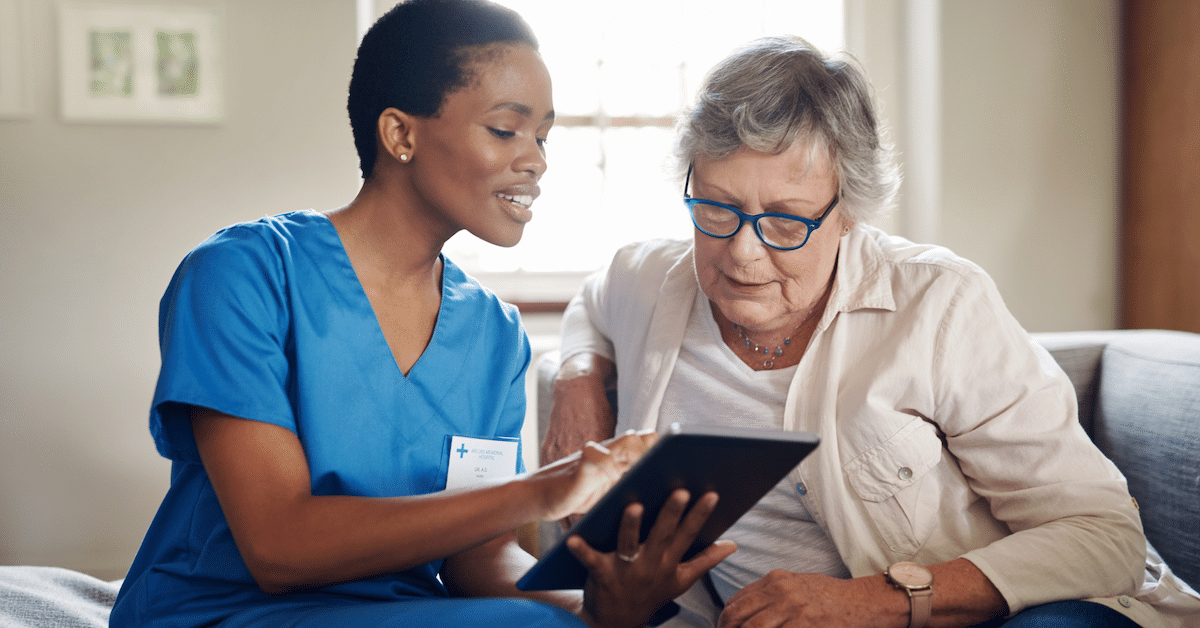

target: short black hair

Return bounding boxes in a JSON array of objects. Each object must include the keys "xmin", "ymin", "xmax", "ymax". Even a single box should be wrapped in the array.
[{"xmin": 348, "ymin": 0, "xmax": 539, "ymax": 179}]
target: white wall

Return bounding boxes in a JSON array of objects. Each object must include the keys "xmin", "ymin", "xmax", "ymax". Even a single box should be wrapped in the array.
[
  {"xmin": 939, "ymin": 0, "xmax": 1118, "ymax": 332},
  {"xmin": 851, "ymin": 0, "xmax": 1119, "ymax": 332},
  {"xmin": 0, "ymin": 0, "xmax": 1118, "ymax": 580}
]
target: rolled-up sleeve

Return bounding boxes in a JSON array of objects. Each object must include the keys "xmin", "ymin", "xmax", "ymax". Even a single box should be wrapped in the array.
[
  {"xmin": 559, "ymin": 268, "xmax": 615, "ymax": 364},
  {"xmin": 933, "ymin": 269, "xmax": 1145, "ymax": 613}
]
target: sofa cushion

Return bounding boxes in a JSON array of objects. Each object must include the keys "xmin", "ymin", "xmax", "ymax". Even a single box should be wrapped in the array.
[{"xmin": 1091, "ymin": 330, "xmax": 1200, "ymax": 591}]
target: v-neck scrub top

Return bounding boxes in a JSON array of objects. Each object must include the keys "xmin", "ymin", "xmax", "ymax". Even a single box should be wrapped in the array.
[{"xmin": 111, "ymin": 211, "xmax": 535, "ymax": 627}]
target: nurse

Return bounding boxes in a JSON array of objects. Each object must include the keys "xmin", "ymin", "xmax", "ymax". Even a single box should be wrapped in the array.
[{"xmin": 109, "ymin": 1, "xmax": 735, "ymax": 627}]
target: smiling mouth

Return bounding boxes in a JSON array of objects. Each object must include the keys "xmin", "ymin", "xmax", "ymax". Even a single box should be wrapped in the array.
[{"xmin": 495, "ymin": 192, "xmax": 534, "ymax": 209}]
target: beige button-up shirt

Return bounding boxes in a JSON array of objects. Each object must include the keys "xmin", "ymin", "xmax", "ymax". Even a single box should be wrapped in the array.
[{"xmin": 561, "ymin": 226, "xmax": 1199, "ymax": 627}]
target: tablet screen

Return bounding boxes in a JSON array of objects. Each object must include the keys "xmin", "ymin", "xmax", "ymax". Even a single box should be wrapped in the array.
[{"xmin": 516, "ymin": 423, "xmax": 819, "ymax": 591}]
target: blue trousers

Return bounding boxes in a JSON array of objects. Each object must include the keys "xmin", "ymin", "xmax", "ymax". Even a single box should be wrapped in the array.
[
  {"xmin": 970, "ymin": 600, "xmax": 1141, "ymax": 628},
  {"xmin": 230, "ymin": 597, "xmax": 587, "ymax": 628}
]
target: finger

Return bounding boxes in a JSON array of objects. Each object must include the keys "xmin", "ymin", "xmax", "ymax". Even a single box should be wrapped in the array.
[
  {"xmin": 605, "ymin": 430, "xmax": 658, "ymax": 462},
  {"xmin": 580, "ymin": 440, "xmax": 612, "ymax": 459},
  {"xmin": 604, "ymin": 428, "xmax": 651, "ymax": 445},
  {"xmin": 717, "ymin": 588, "xmax": 769, "ymax": 628},
  {"xmin": 643, "ymin": 489, "xmax": 692, "ymax": 548},
  {"xmin": 663, "ymin": 491, "xmax": 720, "ymax": 560},
  {"xmin": 716, "ymin": 604, "xmax": 745, "ymax": 628},
  {"xmin": 647, "ymin": 490, "xmax": 715, "ymax": 563},
  {"xmin": 616, "ymin": 501, "xmax": 644, "ymax": 560},
  {"xmin": 636, "ymin": 430, "xmax": 659, "ymax": 452},
  {"xmin": 578, "ymin": 441, "xmax": 620, "ymax": 481},
  {"xmin": 565, "ymin": 534, "xmax": 607, "ymax": 573},
  {"xmin": 677, "ymin": 539, "xmax": 737, "ymax": 583},
  {"xmin": 721, "ymin": 574, "xmax": 765, "ymax": 611}
]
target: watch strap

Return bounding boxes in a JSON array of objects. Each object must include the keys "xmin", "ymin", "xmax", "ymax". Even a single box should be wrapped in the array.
[{"xmin": 907, "ymin": 585, "xmax": 932, "ymax": 628}]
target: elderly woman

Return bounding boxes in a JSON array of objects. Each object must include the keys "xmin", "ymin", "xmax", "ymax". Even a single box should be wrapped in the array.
[{"xmin": 542, "ymin": 36, "xmax": 1200, "ymax": 628}]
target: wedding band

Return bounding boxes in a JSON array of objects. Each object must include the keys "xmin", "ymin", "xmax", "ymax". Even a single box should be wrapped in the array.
[{"xmin": 616, "ymin": 551, "xmax": 640, "ymax": 563}]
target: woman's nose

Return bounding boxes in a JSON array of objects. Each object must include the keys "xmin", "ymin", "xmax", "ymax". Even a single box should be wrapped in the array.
[
  {"xmin": 516, "ymin": 138, "xmax": 547, "ymax": 179},
  {"xmin": 728, "ymin": 219, "xmax": 767, "ymax": 260}
]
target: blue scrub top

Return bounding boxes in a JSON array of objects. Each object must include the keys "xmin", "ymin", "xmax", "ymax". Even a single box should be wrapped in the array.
[{"xmin": 111, "ymin": 211, "xmax": 531, "ymax": 627}]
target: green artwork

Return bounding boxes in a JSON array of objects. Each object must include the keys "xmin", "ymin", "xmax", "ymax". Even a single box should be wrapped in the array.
[
  {"xmin": 90, "ymin": 30, "xmax": 133, "ymax": 97},
  {"xmin": 156, "ymin": 30, "xmax": 198, "ymax": 96}
]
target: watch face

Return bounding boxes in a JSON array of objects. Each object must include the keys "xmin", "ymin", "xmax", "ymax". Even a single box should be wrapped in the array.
[{"xmin": 890, "ymin": 562, "xmax": 933, "ymax": 588}]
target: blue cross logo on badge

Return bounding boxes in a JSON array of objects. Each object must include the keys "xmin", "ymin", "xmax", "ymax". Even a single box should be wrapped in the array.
[{"xmin": 456, "ymin": 444, "xmax": 469, "ymax": 459}]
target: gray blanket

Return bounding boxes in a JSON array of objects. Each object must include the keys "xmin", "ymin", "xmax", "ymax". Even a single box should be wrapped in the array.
[{"xmin": 0, "ymin": 567, "xmax": 120, "ymax": 628}]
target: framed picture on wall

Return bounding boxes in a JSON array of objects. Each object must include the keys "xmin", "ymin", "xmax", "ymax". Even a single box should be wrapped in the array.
[
  {"xmin": 58, "ymin": 2, "xmax": 223, "ymax": 123},
  {"xmin": 0, "ymin": 0, "xmax": 30, "ymax": 117}
]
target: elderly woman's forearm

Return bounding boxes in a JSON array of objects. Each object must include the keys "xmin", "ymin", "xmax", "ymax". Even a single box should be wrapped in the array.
[{"xmin": 541, "ymin": 353, "xmax": 618, "ymax": 466}]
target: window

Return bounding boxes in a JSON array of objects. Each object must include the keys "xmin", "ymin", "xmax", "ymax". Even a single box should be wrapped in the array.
[{"xmin": 368, "ymin": 0, "xmax": 846, "ymax": 300}]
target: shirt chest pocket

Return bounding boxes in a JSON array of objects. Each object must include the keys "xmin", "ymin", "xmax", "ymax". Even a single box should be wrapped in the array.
[{"xmin": 843, "ymin": 418, "xmax": 946, "ymax": 555}]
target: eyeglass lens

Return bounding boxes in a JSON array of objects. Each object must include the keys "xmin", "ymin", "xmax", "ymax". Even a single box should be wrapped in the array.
[{"xmin": 690, "ymin": 201, "xmax": 811, "ymax": 249}]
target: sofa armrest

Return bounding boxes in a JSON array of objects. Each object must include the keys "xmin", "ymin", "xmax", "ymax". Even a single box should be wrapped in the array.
[{"xmin": 1030, "ymin": 330, "xmax": 1130, "ymax": 436}]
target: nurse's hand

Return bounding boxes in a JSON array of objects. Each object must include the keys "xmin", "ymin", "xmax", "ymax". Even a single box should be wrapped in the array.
[
  {"xmin": 530, "ymin": 429, "xmax": 658, "ymax": 524},
  {"xmin": 570, "ymin": 489, "xmax": 738, "ymax": 628}
]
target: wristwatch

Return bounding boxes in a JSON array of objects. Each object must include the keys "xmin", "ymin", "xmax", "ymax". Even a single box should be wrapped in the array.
[{"xmin": 885, "ymin": 561, "xmax": 933, "ymax": 628}]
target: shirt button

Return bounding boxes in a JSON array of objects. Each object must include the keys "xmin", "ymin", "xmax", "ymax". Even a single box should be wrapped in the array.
[
  {"xmin": 795, "ymin": 483, "xmax": 807, "ymax": 495},
  {"xmin": 898, "ymin": 467, "xmax": 913, "ymax": 481},
  {"xmin": 1118, "ymin": 595, "xmax": 1133, "ymax": 608}
]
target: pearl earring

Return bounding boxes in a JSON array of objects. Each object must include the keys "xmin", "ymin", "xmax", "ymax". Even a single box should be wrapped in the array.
[{"xmin": 400, "ymin": 154, "xmax": 409, "ymax": 162}]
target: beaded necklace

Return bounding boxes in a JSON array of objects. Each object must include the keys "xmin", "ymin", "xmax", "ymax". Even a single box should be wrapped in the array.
[{"xmin": 731, "ymin": 306, "xmax": 818, "ymax": 369}]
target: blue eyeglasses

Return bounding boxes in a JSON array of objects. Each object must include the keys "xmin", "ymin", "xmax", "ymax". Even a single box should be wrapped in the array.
[{"xmin": 683, "ymin": 163, "xmax": 839, "ymax": 251}]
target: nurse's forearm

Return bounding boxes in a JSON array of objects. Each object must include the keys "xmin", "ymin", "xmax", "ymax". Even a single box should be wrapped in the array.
[
  {"xmin": 191, "ymin": 407, "xmax": 581, "ymax": 594},
  {"xmin": 226, "ymin": 473, "xmax": 554, "ymax": 592},
  {"xmin": 192, "ymin": 405, "xmax": 656, "ymax": 595}
]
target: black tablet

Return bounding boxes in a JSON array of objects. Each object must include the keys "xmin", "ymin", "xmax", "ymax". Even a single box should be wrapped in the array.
[{"xmin": 516, "ymin": 423, "xmax": 819, "ymax": 591}]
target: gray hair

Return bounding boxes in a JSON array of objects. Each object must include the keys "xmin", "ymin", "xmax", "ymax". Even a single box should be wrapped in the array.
[{"xmin": 674, "ymin": 36, "xmax": 900, "ymax": 225}]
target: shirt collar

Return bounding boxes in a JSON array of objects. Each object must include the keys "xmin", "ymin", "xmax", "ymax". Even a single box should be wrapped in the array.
[{"xmin": 829, "ymin": 225, "xmax": 898, "ymax": 315}]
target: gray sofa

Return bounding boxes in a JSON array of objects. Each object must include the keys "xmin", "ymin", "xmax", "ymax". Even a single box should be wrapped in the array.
[
  {"xmin": 1, "ymin": 330, "xmax": 1196, "ymax": 627},
  {"xmin": 536, "ymin": 329, "xmax": 1200, "ymax": 592}
]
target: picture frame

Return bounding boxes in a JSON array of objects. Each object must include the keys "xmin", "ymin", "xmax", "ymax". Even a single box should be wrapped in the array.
[
  {"xmin": 58, "ymin": 2, "xmax": 223, "ymax": 123},
  {"xmin": 0, "ymin": 0, "xmax": 30, "ymax": 118}
]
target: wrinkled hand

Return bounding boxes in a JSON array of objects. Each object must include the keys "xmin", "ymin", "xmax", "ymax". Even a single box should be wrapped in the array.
[
  {"xmin": 718, "ymin": 570, "xmax": 884, "ymax": 628},
  {"xmin": 532, "ymin": 430, "xmax": 658, "ymax": 523},
  {"xmin": 569, "ymin": 489, "xmax": 738, "ymax": 628}
]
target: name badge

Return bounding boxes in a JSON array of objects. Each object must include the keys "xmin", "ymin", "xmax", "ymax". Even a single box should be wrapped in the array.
[{"xmin": 445, "ymin": 435, "xmax": 520, "ymax": 490}]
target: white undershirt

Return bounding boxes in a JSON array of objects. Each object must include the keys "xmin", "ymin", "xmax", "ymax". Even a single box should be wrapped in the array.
[{"xmin": 659, "ymin": 290, "xmax": 851, "ymax": 602}]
